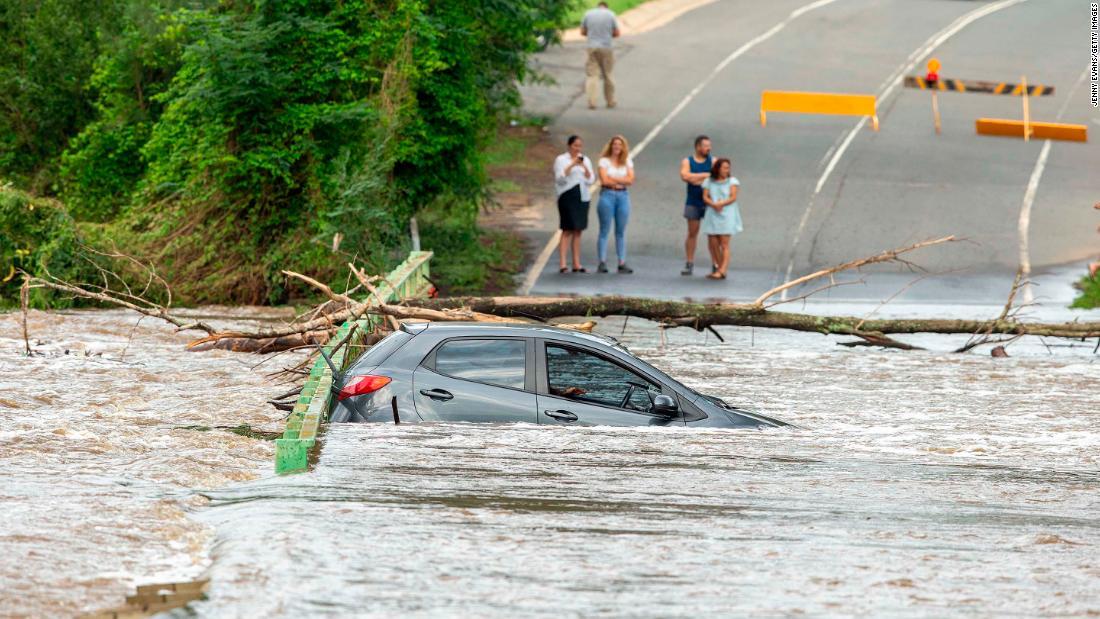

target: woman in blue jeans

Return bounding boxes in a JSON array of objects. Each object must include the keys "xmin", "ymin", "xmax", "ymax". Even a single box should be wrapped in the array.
[{"xmin": 596, "ymin": 135, "xmax": 634, "ymax": 274}]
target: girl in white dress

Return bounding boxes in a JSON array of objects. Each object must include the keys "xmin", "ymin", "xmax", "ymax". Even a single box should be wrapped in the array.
[{"xmin": 700, "ymin": 157, "xmax": 742, "ymax": 280}]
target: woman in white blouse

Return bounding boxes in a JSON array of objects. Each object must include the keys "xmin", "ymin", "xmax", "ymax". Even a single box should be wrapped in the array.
[
  {"xmin": 596, "ymin": 135, "xmax": 634, "ymax": 273},
  {"xmin": 553, "ymin": 135, "xmax": 595, "ymax": 272}
]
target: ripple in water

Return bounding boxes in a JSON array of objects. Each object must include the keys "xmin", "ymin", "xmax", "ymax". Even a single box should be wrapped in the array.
[{"xmin": 190, "ymin": 317, "xmax": 1100, "ymax": 617}]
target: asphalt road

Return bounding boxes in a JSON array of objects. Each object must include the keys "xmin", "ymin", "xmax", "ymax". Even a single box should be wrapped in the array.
[{"xmin": 520, "ymin": 0, "xmax": 1100, "ymax": 306}]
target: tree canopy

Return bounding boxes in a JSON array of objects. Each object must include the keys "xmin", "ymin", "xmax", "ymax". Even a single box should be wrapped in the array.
[{"xmin": 1, "ymin": 0, "xmax": 573, "ymax": 306}]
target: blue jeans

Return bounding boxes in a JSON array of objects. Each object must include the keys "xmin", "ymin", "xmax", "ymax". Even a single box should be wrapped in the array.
[{"xmin": 597, "ymin": 189, "xmax": 631, "ymax": 263}]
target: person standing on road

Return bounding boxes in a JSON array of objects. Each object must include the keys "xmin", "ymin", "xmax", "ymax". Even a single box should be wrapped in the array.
[
  {"xmin": 680, "ymin": 135, "xmax": 714, "ymax": 276},
  {"xmin": 581, "ymin": 2, "xmax": 620, "ymax": 110},
  {"xmin": 700, "ymin": 157, "xmax": 742, "ymax": 280},
  {"xmin": 596, "ymin": 135, "xmax": 635, "ymax": 274},
  {"xmin": 554, "ymin": 135, "xmax": 595, "ymax": 273}
]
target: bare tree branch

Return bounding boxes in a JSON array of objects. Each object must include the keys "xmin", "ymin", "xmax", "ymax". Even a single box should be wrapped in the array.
[
  {"xmin": 752, "ymin": 236, "xmax": 957, "ymax": 307},
  {"xmin": 20, "ymin": 276, "xmax": 31, "ymax": 356}
]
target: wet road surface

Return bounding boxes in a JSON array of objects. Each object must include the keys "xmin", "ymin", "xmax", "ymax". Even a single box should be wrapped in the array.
[{"xmin": 521, "ymin": 0, "xmax": 1100, "ymax": 303}]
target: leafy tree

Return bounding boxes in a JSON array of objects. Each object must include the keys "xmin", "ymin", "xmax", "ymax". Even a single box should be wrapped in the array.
[
  {"xmin": 59, "ymin": 1, "xmax": 197, "ymax": 221},
  {"xmin": 0, "ymin": 0, "xmax": 125, "ymax": 191},
  {"xmin": 2, "ymin": 0, "xmax": 575, "ymax": 305}
]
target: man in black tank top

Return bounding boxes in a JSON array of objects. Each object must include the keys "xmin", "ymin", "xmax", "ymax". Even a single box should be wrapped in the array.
[{"xmin": 679, "ymin": 135, "xmax": 713, "ymax": 276}]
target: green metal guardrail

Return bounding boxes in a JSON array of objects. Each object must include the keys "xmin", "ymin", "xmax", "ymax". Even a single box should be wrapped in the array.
[{"xmin": 274, "ymin": 251, "xmax": 433, "ymax": 474}]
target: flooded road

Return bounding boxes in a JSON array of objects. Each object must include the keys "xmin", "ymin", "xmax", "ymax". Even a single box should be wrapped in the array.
[
  {"xmin": 192, "ymin": 317, "xmax": 1100, "ymax": 617},
  {"xmin": 2, "ymin": 307, "xmax": 1098, "ymax": 616},
  {"xmin": 0, "ymin": 308, "xmax": 303, "ymax": 617}
]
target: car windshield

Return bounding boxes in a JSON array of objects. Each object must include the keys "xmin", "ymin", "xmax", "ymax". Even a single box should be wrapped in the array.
[
  {"xmin": 614, "ymin": 345, "xmax": 735, "ymax": 407},
  {"xmin": 619, "ymin": 349, "xmax": 712, "ymax": 400}
]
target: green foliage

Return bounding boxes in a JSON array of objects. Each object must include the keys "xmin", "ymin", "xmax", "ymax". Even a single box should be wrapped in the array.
[
  {"xmin": 1, "ymin": 0, "xmax": 573, "ymax": 305},
  {"xmin": 418, "ymin": 200, "xmax": 525, "ymax": 296},
  {"xmin": 0, "ymin": 186, "xmax": 88, "ymax": 307},
  {"xmin": 132, "ymin": 0, "xmax": 422, "ymax": 302},
  {"xmin": 1071, "ymin": 272, "xmax": 1100, "ymax": 310},
  {"xmin": 567, "ymin": 0, "xmax": 648, "ymax": 24},
  {"xmin": 485, "ymin": 134, "xmax": 530, "ymax": 169},
  {"xmin": 59, "ymin": 1, "xmax": 195, "ymax": 221},
  {"xmin": 0, "ymin": 0, "xmax": 125, "ymax": 191}
]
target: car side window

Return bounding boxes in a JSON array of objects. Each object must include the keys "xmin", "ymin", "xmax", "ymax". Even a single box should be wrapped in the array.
[
  {"xmin": 433, "ymin": 338, "xmax": 526, "ymax": 390},
  {"xmin": 545, "ymin": 344, "xmax": 660, "ymax": 411}
]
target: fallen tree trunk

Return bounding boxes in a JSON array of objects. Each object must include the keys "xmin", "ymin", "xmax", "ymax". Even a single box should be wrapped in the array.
[
  {"xmin": 21, "ymin": 236, "xmax": 1096, "ymax": 358},
  {"xmin": 185, "ymin": 330, "xmax": 333, "ymax": 353},
  {"xmin": 411, "ymin": 296, "xmax": 1100, "ymax": 339}
]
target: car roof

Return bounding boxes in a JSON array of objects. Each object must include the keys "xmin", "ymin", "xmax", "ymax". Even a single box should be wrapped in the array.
[{"xmin": 401, "ymin": 321, "xmax": 625, "ymax": 349}]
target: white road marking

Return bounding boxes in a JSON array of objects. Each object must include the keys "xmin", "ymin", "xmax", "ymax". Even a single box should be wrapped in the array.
[
  {"xmin": 779, "ymin": 0, "xmax": 1028, "ymax": 299},
  {"xmin": 518, "ymin": 0, "xmax": 842, "ymax": 295},
  {"xmin": 816, "ymin": 130, "xmax": 849, "ymax": 171},
  {"xmin": 633, "ymin": 0, "xmax": 841, "ymax": 157},
  {"xmin": 1016, "ymin": 66, "xmax": 1090, "ymax": 304},
  {"xmin": 519, "ymin": 229, "xmax": 563, "ymax": 294},
  {"xmin": 1017, "ymin": 140, "xmax": 1050, "ymax": 304}
]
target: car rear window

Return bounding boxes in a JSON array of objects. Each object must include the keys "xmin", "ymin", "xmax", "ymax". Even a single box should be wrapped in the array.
[
  {"xmin": 433, "ymin": 338, "xmax": 525, "ymax": 390},
  {"xmin": 351, "ymin": 330, "xmax": 413, "ymax": 370}
]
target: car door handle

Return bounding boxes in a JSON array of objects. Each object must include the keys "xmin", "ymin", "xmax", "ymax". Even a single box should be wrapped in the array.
[
  {"xmin": 544, "ymin": 409, "xmax": 578, "ymax": 422},
  {"xmin": 419, "ymin": 388, "xmax": 453, "ymax": 401}
]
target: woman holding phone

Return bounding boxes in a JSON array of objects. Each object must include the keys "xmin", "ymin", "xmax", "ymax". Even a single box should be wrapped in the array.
[
  {"xmin": 553, "ymin": 135, "xmax": 595, "ymax": 272},
  {"xmin": 700, "ymin": 157, "xmax": 742, "ymax": 280}
]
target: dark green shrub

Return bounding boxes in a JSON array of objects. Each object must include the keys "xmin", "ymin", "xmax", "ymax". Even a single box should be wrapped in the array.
[
  {"xmin": 0, "ymin": 187, "xmax": 87, "ymax": 307},
  {"xmin": 1071, "ymin": 273, "xmax": 1100, "ymax": 310}
]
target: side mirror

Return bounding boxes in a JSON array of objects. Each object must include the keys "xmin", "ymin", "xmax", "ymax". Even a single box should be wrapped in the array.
[{"xmin": 652, "ymin": 394, "xmax": 678, "ymax": 416}]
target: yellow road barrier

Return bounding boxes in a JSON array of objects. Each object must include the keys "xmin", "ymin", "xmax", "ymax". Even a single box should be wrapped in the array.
[
  {"xmin": 760, "ymin": 91, "xmax": 879, "ymax": 131},
  {"xmin": 975, "ymin": 118, "xmax": 1087, "ymax": 142}
]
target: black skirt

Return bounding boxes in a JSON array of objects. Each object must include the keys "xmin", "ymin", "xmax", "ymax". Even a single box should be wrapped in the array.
[{"xmin": 557, "ymin": 184, "xmax": 589, "ymax": 231}]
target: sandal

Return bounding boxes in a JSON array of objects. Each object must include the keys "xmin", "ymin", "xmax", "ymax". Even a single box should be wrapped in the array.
[
  {"xmin": 559, "ymin": 266, "xmax": 569, "ymax": 273},
  {"xmin": 572, "ymin": 266, "xmax": 587, "ymax": 273},
  {"xmin": 706, "ymin": 272, "xmax": 723, "ymax": 280}
]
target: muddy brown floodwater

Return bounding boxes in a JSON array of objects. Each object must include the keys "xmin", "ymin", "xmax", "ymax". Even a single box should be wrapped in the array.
[
  {"xmin": 1, "ymin": 305, "xmax": 1098, "ymax": 617},
  {"xmin": 0, "ymin": 307, "xmax": 305, "ymax": 617}
]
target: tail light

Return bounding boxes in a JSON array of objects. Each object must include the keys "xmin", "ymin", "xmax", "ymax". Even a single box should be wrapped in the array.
[{"xmin": 337, "ymin": 375, "xmax": 391, "ymax": 401}]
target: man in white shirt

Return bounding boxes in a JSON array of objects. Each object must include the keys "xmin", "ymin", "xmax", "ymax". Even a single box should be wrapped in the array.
[{"xmin": 580, "ymin": 2, "xmax": 620, "ymax": 110}]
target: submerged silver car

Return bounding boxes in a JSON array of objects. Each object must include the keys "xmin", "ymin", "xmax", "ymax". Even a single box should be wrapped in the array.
[{"xmin": 329, "ymin": 322, "xmax": 787, "ymax": 428}]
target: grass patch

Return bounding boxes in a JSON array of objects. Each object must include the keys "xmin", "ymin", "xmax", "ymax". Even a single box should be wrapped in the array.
[
  {"xmin": 484, "ymin": 133, "xmax": 530, "ymax": 168},
  {"xmin": 419, "ymin": 203, "xmax": 525, "ymax": 296},
  {"xmin": 1071, "ymin": 272, "xmax": 1100, "ymax": 309},
  {"xmin": 567, "ymin": 0, "xmax": 653, "ymax": 25},
  {"xmin": 491, "ymin": 178, "xmax": 522, "ymax": 193}
]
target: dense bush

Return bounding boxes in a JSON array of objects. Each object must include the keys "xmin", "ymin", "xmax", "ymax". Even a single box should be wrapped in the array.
[
  {"xmin": 1, "ymin": 0, "xmax": 573, "ymax": 305},
  {"xmin": 59, "ymin": 1, "xmax": 194, "ymax": 221},
  {"xmin": 0, "ymin": 186, "xmax": 89, "ymax": 307},
  {"xmin": 0, "ymin": 0, "xmax": 126, "ymax": 192}
]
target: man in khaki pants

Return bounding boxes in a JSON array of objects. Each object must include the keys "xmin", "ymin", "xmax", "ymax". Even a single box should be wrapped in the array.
[{"xmin": 581, "ymin": 2, "xmax": 620, "ymax": 109}]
